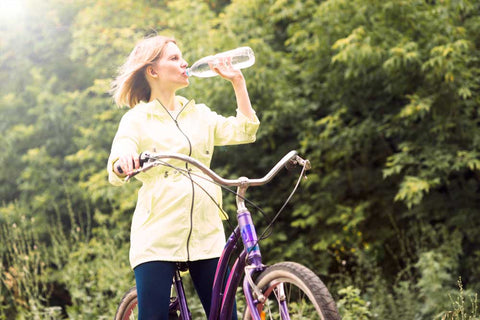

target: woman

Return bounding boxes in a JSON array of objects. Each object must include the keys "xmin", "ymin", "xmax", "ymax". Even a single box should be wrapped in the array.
[{"xmin": 107, "ymin": 35, "xmax": 259, "ymax": 320}]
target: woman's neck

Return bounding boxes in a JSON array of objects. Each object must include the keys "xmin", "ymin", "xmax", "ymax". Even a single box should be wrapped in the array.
[{"xmin": 150, "ymin": 89, "xmax": 177, "ymax": 111}]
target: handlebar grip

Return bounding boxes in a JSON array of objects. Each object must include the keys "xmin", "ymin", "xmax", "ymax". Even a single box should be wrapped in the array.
[
  {"xmin": 116, "ymin": 163, "xmax": 124, "ymax": 174},
  {"xmin": 284, "ymin": 156, "xmax": 311, "ymax": 171},
  {"xmin": 284, "ymin": 159, "xmax": 297, "ymax": 171},
  {"xmin": 115, "ymin": 153, "xmax": 148, "ymax": 175}
]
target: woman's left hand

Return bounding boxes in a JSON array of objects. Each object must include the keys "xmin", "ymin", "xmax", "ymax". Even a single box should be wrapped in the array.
[
  {"xmin": 210, "ymin": 56, "xmax": 255, "ymax": 121},
  {"xmin": 210, "ymin": 57, "xmax": 244, "ymax": 83}
]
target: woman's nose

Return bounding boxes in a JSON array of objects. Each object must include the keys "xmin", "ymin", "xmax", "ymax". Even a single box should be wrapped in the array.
[{"xmin": 181, "ymin": 59, "xmax": 188, "ymax": 68}]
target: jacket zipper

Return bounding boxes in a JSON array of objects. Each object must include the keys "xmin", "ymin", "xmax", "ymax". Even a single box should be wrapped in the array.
[{"xmin": 157, "ymin": 99, "xmax": 195, "ymax": 261}]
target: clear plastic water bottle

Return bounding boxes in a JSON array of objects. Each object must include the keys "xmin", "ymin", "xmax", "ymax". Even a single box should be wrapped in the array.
[{"xmin": 186, "ymin": 46, "xmax": 255, "ymax": 78}]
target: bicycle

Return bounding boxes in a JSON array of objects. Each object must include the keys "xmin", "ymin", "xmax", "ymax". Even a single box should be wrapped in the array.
[{"xmin": 114, "ymin": 150, "xmax": 340, "ymax": 320}]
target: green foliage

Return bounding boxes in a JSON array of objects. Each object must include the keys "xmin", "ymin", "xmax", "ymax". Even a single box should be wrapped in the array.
[
  {"xmin": 337, "ymin": 286, "xmax": 371, "ymax": 320},
  {"xmin": 58, "ymin": 230, "xmax": 132, "ymax": 319},
  {"xmin": 1, "ymin": 0, "xmax": 480, "ymax": 318},
  {"xmin": 0, "ymin": 199, "xmax": 132, "ymax": 319},
  {"xmin": 0, "ymin": 216, "xmax": 53, "ymax": 319},
  {"xmin": 441, "ymin": 278, "xmax": 480, "ymax": 320},
  {"xmin": 414, "ymin": 227, "xmax": 463, "ymax": 318},
  {"xmin": 367, "ymin": 277, "xmax": 419, "ymax": 320}
]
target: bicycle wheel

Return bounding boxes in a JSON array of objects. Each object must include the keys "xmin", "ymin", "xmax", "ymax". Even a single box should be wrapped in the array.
[
  {"xmin": 114, "ymin": 286, "xmax": 181, "ymax": 320},
  {"xmin": 114, "ymin": 287, "xmax": 138, "ymax": 320},
  {"xmin": 243, "ymin": 262, "xmax": 340, "ymax": 320}
]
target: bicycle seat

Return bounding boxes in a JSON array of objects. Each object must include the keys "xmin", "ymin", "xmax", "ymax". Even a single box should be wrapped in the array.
[{"xmin": 176, "ymin": 262, "xmax": 189, "ymax": 272}]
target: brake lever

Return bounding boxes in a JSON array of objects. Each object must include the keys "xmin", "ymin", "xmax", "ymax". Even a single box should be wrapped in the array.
[
  {"xmin": 124, "ymin": 161, "xmax": 156, "ymax": 182},
  {"xmin": 123, "ymin": 152, "xmax": 155, "ymax": 182},
  {"xmin": 295, "ymin": 155, "xmax": 311, "ymax": 171},
  {"xmin": 286, "ymin": 156, "xmax": 311, "ymax": 171}
]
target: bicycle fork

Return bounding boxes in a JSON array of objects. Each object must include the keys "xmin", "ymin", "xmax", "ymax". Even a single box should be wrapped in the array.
[
  {"xmin": 236, "ymin": 180, "xmax": 267, "ymax": 320},
  {"xmin": 236, "ymin": 179, "xmax": 262, "ymax": 266},
  {"xmin": 211, "ymin": 181, "xmax": 286, "ymax": 320},
  {"xmin": 237, "ymin": 182, "xmax": 293, "ymax": 320}
]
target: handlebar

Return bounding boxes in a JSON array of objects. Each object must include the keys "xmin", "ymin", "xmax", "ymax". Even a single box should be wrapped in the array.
[{"xmin": 122, "ymin": 150, "xmax": 311, "ymax": 187}]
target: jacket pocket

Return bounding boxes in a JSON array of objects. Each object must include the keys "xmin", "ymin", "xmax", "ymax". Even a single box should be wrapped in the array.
[{"xmin": 131, "ymin": 187, "xmax": 153, "ymax": 232}]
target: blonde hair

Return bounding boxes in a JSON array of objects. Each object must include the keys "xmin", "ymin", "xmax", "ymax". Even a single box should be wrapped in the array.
[{"xmin": 110, "ymin": 35, "xmax": 176, "ymax": 108}]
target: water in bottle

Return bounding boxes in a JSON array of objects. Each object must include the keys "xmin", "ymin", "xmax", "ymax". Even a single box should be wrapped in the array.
[{"xmin": 186, "ymin": 46, "xmax": 255, "ymax": 78}]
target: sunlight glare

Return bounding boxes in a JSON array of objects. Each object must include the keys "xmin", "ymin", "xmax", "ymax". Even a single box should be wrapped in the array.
[{"xmin": 0, "ymin": 0, "xmax": 26, "ymax": 23}]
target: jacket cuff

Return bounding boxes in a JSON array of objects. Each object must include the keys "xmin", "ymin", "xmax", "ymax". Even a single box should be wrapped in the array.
[
  {"xmin": 107, "ymin": 157, "xmax": 125, "ymax": 186},
  {"xmin": 236, "ymin": 108, "xmax": 260, "ymax": 138}
]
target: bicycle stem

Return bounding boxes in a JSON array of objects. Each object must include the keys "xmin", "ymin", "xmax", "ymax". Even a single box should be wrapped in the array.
[{"xmin": 235, "ymin": 177, "xmax": 249, "ymax": 212}]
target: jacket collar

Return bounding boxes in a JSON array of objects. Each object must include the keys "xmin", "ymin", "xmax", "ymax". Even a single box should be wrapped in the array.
[{"xmin": 133, "ymin": 96, "xmax": 195, "ymax": 118}]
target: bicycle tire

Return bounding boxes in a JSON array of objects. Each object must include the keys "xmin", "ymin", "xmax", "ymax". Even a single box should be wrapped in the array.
[
  {"xmin": 114, "ymin": 286, "xmax": 181, "ymax": 320},
  {"xmin": 243, "ymin": 262, "xmax": 340, "ymax": 320},
  {"xmin": 114, "ymin": 287, "xmax": 138, "ymax": 320}
]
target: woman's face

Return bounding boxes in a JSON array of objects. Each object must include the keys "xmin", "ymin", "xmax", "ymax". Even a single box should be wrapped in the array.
[{"xmin": 152, "ymin": 42, "xmax": 189, "ymax": 90}]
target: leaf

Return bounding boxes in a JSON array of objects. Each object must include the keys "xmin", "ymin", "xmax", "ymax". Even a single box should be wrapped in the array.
[
  {"xmin": 394, "ymin": 176, "xmax": 435, "ymax": 209},
  {"xmin": 397, "ymin": 94, "xmax": 433, "ymax": 120}
]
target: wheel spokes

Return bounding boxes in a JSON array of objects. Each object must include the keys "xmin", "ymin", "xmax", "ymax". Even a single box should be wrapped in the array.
[{"xmin": 260, "ymin": 281, "xmax": 322, "ymax": 320}]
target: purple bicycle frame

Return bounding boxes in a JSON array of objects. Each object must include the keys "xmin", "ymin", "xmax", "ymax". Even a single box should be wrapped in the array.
[
  {"xmin": 208, "ymin": 207, "xmax": 266, "ymax": 320},
  {"xmin": 132, "ymin": 150, "xmax": 308, "ymax": 320},
  {"xmin": 173, "ymin": 269, "xmax": 191, "ymax": 319},
  {"xmin": 170, "ymin": 215, "xmax": 291, "ymax": 320}
]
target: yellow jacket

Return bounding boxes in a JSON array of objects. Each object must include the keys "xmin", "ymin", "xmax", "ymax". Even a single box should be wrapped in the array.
[{"xmin": 107, "ymin": 96, "xmax": 260, "ymax": 269}]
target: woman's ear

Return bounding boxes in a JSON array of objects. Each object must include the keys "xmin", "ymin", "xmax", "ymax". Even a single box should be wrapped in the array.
[{"xmin": 146, "ymin": 65, "xmax": 158, "ymax": 79}]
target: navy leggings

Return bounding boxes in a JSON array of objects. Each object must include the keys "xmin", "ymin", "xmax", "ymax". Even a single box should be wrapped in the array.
[{"xmin": 133, "ymin": 258, "xmax": 237, "ymax": 320}]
